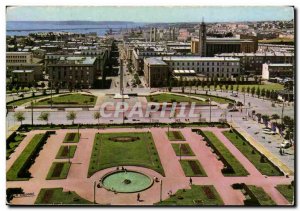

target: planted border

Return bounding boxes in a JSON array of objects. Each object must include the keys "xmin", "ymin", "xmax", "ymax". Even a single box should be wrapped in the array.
[
  {"xmin": 223, "ymin": 130, "xmax": 283, "ymax": 176},
  {"xmin": 46, "ymin": 162, "xmax": 71, "ymax": 180},
  {"xmin": 243, "ymin": 185, "xmax": 276, "ymax": 206},
  {"xmin": 172, "ymin": 143, "xmax": 195, "ymax": 156},
  {"xmin": 7, "ymin": 132, "xmax": 50, "ymax": 181},
  {"xmin": 63, "ymin": 133, "xmax": 80, "ymax": 143},
  {"xmin": 179, "ymin": 160, "xmax": 207, "ymax": 177},
  {"xmin": 198, "ymin": 130, "xmax": 249, "ymax": 176},
  {"xmin": 56, "ymin": 145, "xmax": 77, "ymax": 159},
  {"xmin": 166, "ymin": 131, "xmax": 186, "ymax": 141}
]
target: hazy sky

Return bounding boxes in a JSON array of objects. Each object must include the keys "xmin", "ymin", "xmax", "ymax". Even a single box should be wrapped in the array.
[{"xmin": 6, "ymin": 6, "xmax": 294, "ymax": 22}]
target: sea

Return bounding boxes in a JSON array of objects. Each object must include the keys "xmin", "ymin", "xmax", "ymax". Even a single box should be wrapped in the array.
[{"xmin": 6, "ymin": 21, "xmax": 146, "ymax": 36}]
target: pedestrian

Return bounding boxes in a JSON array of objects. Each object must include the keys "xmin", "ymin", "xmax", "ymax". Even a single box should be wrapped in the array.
[
  {"xmin": 137, "ymin": 193, "xmax": 140, "ymax": 202},
  {"xmin": 189, "ymin": 177, "xmax": 193, "ymax": 185}
]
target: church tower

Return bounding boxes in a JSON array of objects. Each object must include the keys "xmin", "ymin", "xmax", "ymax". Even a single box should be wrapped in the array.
[{"xmin": 198, "ymin": 19, "xmax": 207, "ymax": 56}]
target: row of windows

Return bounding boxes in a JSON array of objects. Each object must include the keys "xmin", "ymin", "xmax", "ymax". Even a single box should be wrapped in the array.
[
  {"xmin": 169, "ymin": 62, "xmax": 238, "ymax": 66},
  {"xmin": 172, "ymin": 67, "xmax": 238, "ymax": 72},
  {"xmin": 6, "ymin": 56, "xmax": 29, "ymax": 59},
  {"xmin": 7, "ymin": 60, "xmax": 27, "ymax": 63}
]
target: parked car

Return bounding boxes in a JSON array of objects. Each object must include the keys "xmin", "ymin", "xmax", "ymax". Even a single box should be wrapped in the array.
[
  {"xmin": 281, "ymin": 141, "xmax": 292, "ymax": 149},
  {"xmin": 228, "ymin": 108, "xmax": 238, "ymax": 112},
  {"xmin": 262, "ymin": 128, "xmax": 276, "ymax": 135},
  {"xmin": 231, "ymin": 93, "xmax": 238, "ymax": 97}
]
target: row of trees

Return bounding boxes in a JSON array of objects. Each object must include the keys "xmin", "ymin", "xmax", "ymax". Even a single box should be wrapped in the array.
[{"xmin": 13, "ymin": 111, "xmax": 102, "ymax": 125}]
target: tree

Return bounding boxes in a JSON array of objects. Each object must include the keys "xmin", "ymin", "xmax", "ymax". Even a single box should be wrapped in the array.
[
  {"xmin": 230, "ymin": 84, "xmax": 234, "ymax": 93},
  {"xmin": 262, "ymin": 114, "xmax": 270, "ymax": 122},
  {"xmin": 201, "ymin": 80, "xmax": 205, "ymax": 90},
  {"xmin": 38, "ymin": 112, "xmax": 50, "ymax": 124},
  {"xmin": 271, "ymin": 114, "xmax": 280, "ymax": 123},
  {"xmin": 241, "ymin": 87, "xmax": 244, "ymax": 93},
  {"xmin": 219, "ymin": 84, "xmax": 223, "ymax": 92},
  {"xmin": 266, "ymin": 89, "xmax": 271, "ymax": 99},
  {"xmin": 251, "ymin": 87, "xmax": 255, "ymax": 97},
  {"xmin": 93, "ymin": 111, "xmax": 101, "ymax": 129},
  {"xmin": 246, "ymin": 86, "xmax": 250, "ymax": 95},
  {"xmin": 235, "ymin": 85, "xmax": 239, "ymax": 92},
  {"xmin": 14, "ymin": 112, "xmax": 25, "ymax": 125},
  {"xmin": 261, "ymin": 88, "xmax": 266, "ymax": 99},
  {"xmin": 67, "ymin": 111, "xmax": 77, "ymax": 125},
  {"xmin": 225, "ymin": 84, "xmax": 229, "ymax": 92},
  {"xmin": 256, "ymin": 87, "xmax": 261, "ymax": 98}
]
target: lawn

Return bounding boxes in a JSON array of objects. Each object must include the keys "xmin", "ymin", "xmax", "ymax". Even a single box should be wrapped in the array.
[
  {"xmin": 231, "ymin": 83, "xmax": 284, "ymax": 92},
  {"xmin": 246, "ymin": 185, "xmax": 276, "ymax": 205},
  {"xmin": 156, "ymin": 185, "xmax": 223, "ymax": 205},
  {"xmin": 172, "ymin": 143, "xmax": 195, "ymax": 156},
  {"xmin": 146, "ymin": 93, "xmax": 207, "ymax": 105},
  {"xmin": 35, "ymin": 188, "xmax": 93, "ymax": 204},
  {"xmin": 7, "ymin": 94, "xmax": 50, "ymax": 106},
  {"xmin": 46, "ymin": 162, "xmax": 71, "ymax": 180},
  {"xmin": 179, "ymin": 160, "xmax": 207, "ymax": 177},
  {"xmin": 34, "ymin": 93, "xmax": 97, "ymax": 106},
  {"xmin": 166, "ymin": 131, "xmax": 186, "ymax": 141},
  {"xmin": 202, "ymin": 131, "xmax": 249, "ymax": 176},
  {"xmin": 276, "ymin": 184, "xmax": 294, "ymax": 204},
  {"xmin": 63, "ymin": 133, "xmax": 80, "ymax": 143},
  {"xmin": 190, "ymin": 94, "xmax": 234, "ymax": 104},
  {"xmin": 7, "ymin": 134, "xmax": 47, "ymax": 181},
  {"xmin": 56, "ymin": 145, "xmax": 77, "ymax": 159},
  {"xmin": 88, "ymin": 132, "xmax": 165, "ymax": 177},
  {"xmin": 223, "ymin": 130, "xmax": 283, "ymax": 176},
  {"xmin": 6, "ymin": 133, "xmax": 26, "ymax": 160}
]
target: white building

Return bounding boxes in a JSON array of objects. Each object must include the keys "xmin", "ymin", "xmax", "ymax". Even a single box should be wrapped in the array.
[
  {"xmin": 159, "ymin": 56, "xmax": 240, "ymax": 78},
  {"xmin": 262, "ymin": 63, "xmax": 293, "ymax": 80}
]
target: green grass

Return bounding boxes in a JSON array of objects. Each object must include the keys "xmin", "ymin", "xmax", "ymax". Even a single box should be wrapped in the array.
[
  {"xmin": 88, "ymin": 132, "xmax": 165, "ymax": 177},
  {"xmin": 190, "ymin": 94, "xmax": 234, "ymax": 104},
  {"xmin": 146, "ymin": 93, "xmax": 207, "ymax": 105},
  {"xmin": 166, "ymin": 131, "xmax": 186, "ymax": 141},
  {"xmin": 172, "ymin": 143, "xmax": 195, "ymax": 156},
  {"xmin": 179, "ymin": 160, "xmax": 207, "ymax": 177},
  {"xmin": 34, "ymin": 93, "xmax": 97, "ymax": 106},
  {"xmin": 46, "ymin": 162, "xmax": 71, "ymax": 180},
  {"xmin": 276, "ymin": 184, "xmax": 294, "ymax": 204},
  {"xmin": 63, "ymin": 133, "xmax": 80, "ymax": 143},
  {"xmin": 6, "ymin": 133, "xmax": 26, "ymax": 159},
  {"xmin": 156, "ymin": 185, "xmax": 224, "ymax": 205},
  {"xmin": 56, "ymin": 145, "xmax": 77, "ymax": 159},
  {"xmin": 231, "ymin": 83, "xmax": 284, "ymax": 92},
  {"xmin": 35, "ymin": 188, "xmax": 93, "ymax": 204},
  {"xmin": 202, "ymin": 131, "xmax": 249, "ymax": 176},
  {"xmin": 246, "ymin": 185, "xmax": 276, "ymax": 205},
  {"xmin": 223, "ymin": 130, "xmax": 283, "ymax": 176},
  {"xmin": 7, "ymin": 134, "xmax": 46, "ymax": 181},
  {"xmin": 7, "ymin": 95, "xmax": 50, "ymax": 106}
]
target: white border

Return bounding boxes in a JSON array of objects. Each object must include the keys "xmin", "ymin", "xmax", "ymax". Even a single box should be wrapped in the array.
[{"xmin": 1, "ymin": 1, "xmax": 299, "ymax": 211}]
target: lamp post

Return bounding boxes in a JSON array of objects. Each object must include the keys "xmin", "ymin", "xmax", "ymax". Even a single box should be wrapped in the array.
[
  {"xmin": 179, "ymin": 143, "xmax": 182, "ymax": 161},
  {"xmin": 31, "ymin": 101, "xmax": 34, "ymax": 125},
  {"xmin": 160, "ymin": 180, "xmax": 163, "ymax": 202},
  {"xmin": 209, "ymin": 98, "xmax": 212, "ymax": 123}
]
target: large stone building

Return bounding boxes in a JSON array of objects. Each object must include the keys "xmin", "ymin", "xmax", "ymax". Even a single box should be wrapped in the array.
[
  {"xmin": 191, "ymin": 22, "xmax": 258, "ymax": 56},
  {"xmin": 48, "ymin": 56, "xmax": 97, "ymax": 89},
  {"xmin": 160, "ymin": 56, "xmax": 240, "ymax": 78},
  {"xmin": 262, "ymin": 63, "xmax": 293, "ymax": 80},
  {"xmin": 215, "ymin": 52, "xmax": 294, "ymax": 75},
  {"xmin": 11, "ymin": 69, "xmax": 42, "ymax": 86},
  {"xmin": 144, "ymin": 57, "xmax": 169, "ymax": 87}
]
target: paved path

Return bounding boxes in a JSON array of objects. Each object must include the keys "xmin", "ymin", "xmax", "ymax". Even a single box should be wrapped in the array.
[{"xmin": 7, "ymin": 127, "xmax": 293, "ymax": 205}]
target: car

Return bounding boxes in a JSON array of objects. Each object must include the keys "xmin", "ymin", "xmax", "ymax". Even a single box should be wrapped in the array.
[
  {"xmin": 262, "ymin": 128, "xmax": 276, "ymax": 135},
  {"xmin": 228, "ymin": 108, "xmax": 238, "ymax": 112},
  {"xmin": 231, "ymin": 93, "xmax": 238, "ymax": 97},
  {"xmin": 281, "ymin": 141, "xmax": 292, "ymax": 149}
]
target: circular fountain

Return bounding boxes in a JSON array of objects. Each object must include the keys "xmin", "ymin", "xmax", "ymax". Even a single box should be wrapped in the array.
[{"xmin": 101, "ymin": 170, "xmax": 153, "ymax": 193}]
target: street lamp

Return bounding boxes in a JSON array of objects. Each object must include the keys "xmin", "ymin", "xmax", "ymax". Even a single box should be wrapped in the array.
[{"xmin": 209, "ymin": 98, "xmax": 212, "ymax": 123}]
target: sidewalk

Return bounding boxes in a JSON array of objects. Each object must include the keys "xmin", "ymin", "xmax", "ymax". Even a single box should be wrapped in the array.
[{"xmin": 231, "ymin": 121, "xmax": 294, "ymax": 176}]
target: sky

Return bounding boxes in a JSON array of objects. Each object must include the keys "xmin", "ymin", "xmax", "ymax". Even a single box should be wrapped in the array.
[{"xmin": 6, "ymin": 6, "xmax": 294, "ymax": 22}]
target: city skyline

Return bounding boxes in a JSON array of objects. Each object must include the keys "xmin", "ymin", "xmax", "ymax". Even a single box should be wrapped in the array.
[{"xmin": 7, "ymin": 6, "xmax": 294, "ymax": 22}]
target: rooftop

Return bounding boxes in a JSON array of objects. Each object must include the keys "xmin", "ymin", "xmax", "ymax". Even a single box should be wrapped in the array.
[
  {"xmin": 12, "ymin": 70, "xmax": 34, "ymax": 73},
  {"xmin": 145, "ymin": 57, "xmax": 167, "ymax": 65},
  {"xmin": 159, "ymin": 56, "xmax": 239, "ymax": 62}
]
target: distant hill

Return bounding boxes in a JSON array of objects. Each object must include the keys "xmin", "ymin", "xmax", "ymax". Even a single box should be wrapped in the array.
[{"xmin": 7, "ymin": 21, "xmax": 137, "ymax": 25}]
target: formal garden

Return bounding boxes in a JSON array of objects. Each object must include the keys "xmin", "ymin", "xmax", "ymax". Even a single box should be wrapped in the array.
[{"xmin": 88, "ymin": 132, "xmax": 165, "ymax": 177}]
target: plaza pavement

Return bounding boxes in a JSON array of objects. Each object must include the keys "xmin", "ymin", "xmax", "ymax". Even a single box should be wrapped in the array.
[{"xmin": 7, "ymin": 127, "xmax": 293, "ymax": 205}]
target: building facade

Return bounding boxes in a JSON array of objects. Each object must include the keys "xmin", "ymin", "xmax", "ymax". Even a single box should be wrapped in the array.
[
  {"xmin": 144, "ymin": 57, "xmax": 169, "ymax": 87},
  {"xmin": 262, "ymin": 63, "xmax": 293, "ymax": 80},
  {"xmin": 48, "ymin": 56, "xmax": 97, "ymax": 89}
]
